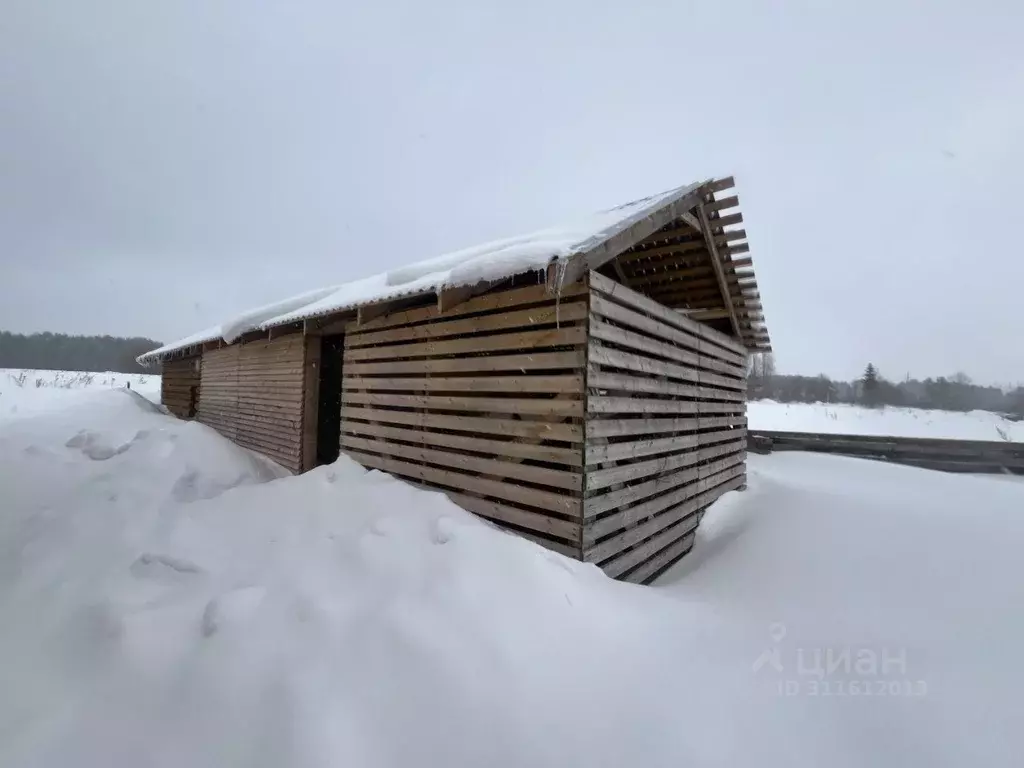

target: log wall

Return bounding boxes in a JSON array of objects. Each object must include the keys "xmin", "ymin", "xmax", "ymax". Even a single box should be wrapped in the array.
[
  {"xmin": 339, "ymin": 282, "xmax": 589, "ymax": 557},
  {"xmin": 583, "ymin": 272, "xmax": 748, "ymax": 583},
  {"xmin": 161, "ymin": 355, "xmax": 200, "ymax": 419},
  {"xmin": 197, "ymin": 335, "xmax": 308, "ymax": 472}
]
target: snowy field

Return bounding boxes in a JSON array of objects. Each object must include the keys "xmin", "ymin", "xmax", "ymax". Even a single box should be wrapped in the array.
[
  {"xmin": 749, "ymin": 399, "xmax": 1024, "ymax": 442},
  {"xmin": 2, "ymin": 389, "xmax": 1022, "ymax": 767},
  {"xmin": 0, "ymin": 368, "xmax": 160, "ymax": 421}
]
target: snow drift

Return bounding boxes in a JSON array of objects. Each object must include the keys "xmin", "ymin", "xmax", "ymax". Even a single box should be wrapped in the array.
[{"xmin": 2, "ymin": 391, "xmax": 1023, "ymax": 766}]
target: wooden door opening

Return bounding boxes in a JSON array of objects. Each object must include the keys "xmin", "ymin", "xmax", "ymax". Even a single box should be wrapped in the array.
[{"xmin": 316, "ymin": 334, "xmax": 345, "ymax": 466}]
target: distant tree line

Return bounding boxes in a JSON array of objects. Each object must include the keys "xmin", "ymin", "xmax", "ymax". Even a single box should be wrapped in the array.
[
  {"xmin": 0, "ymin": 331, "xmax": 162, "ymax": 374},
  {"xmin": 748, "ymin": 354, "xmax": 1024, "ymax": 418}
]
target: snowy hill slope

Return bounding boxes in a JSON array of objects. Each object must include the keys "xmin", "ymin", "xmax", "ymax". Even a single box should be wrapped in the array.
[
  {"xmin": 748, "ymin": 399, "xmax": 1023, "ymax": 442},
  {"xmin": 0, "ymin": 368, "xmax": 160, "ymax": 421},
  {"xmin": 2, "ymin": 391, "xmax": 1023, "ymax": 766}
]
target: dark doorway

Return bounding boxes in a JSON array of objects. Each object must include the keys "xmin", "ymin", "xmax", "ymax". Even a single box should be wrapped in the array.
[{"xmin": 316, "ymin": 335, "xmax": 345, "ymax": 466}]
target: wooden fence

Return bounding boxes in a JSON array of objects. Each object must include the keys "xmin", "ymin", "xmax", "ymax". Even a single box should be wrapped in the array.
[{"xmin": 750, "ymin": 430, "xmax": 1024, "ymax": 475}]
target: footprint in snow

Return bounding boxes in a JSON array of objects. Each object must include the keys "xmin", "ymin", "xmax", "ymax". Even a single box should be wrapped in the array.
[
  {"xmin": 65, "ymin": 429, "xmax": 134, "ymax": 461},
  {"xmin": 130, "ymin": 552, "xmax": 205, "ymax": 582},
  {"xmin": 201, "ymin": 586, "xmax": 266, "ymax": 637}
]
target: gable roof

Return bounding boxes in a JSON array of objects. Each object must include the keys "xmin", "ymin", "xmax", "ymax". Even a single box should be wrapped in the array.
[{"xmin": 139, "ymin": 176, "xmax": 769, "ymax": 364}]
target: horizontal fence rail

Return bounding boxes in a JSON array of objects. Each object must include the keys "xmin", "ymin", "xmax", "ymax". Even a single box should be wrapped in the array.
[{"xmin": 750, "ymin": 430, "xmax": 1024, "ymax": 475}]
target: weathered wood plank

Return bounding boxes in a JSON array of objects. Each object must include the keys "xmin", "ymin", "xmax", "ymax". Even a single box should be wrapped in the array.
[
  {"xmin": 341, "ymin": 374, "xmax": 583, "ymax": 394},
  {"xmin": 586, "ymin": 460, "xmax": 746, "ymax": 536},
  {"xmin": 343, "ymin": 325, "xmax": 587, "ymax": 362},
  {"xmin": 606, "ymin": 526, "xmax": 696, "ymax": 580},
  {"xmin": 343, "ymin": 350, "xmax": 586, "ymax": 376},
  {"xmin": 348, "ymin": 282, "xmax": 588, "ymax": 333},
  {"xmin": 588, "ymin": 505, "xmax": 703, "ymax": 567},
  {"xmin": 339, "ymin": 435, "xmax": 582, "ymax": 491},
  {"xmin": 347, "ymin": 301, "xmax": 588, "ymax": 348},
  {"xmin": 590, "ymin": 318, "xmax": 700, "ymax": 369},
  {"xmin": 341, "ymin": 405, "xmax": 583, "ymax": 442},
  {"xmin": 585, "ymin": 440, "xmax": 746, "ymax": 492},
  {"xmin": 589, "ymin": 271, "xmax": 746, "ymax": 357},
  {"xmin": 619, "ymin": 530, "xmax": 696, "ymax": 583},
  {"xmin": 342, "ymin": 420, "xmax": 583, "ymax": 466},
  {"xmin": 589, "ymin": 294, "xmax": 747, "ymax": 376},
  {"xmin": 441, "ymin": 490, "xmax": 582, "ymax": 542},
  {"xmin": 588, "ymin": 396, "xmax": 698, "ymax": 415},
  {"xmin": 343, "ymin": 449, "xmax": 582, "ymax": 517},
  {"xmin": 587, "ymin": 370, "xmax": 745, "ymax": 401},
  {"xmin": 341, "ymin": 391, "xmax": 584, "ymax": 417}
]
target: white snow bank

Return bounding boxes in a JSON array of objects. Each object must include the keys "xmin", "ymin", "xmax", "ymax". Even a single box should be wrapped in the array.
[
  {"xmin": 3, "ymin": 393, "xmax": 1023, "ymax": 766},
  {"xmin": 0, "ymin": 368, "xmax": 160, "ymax": 422},
  {"xmin": 748, "ymin": 399, "xmax": 1024, "ymax": 442},
  {"xmin": 139, "ymin": 182, "xmax": 700, "ymax": 364},
  {"xmin": 661, "ymin": 452, "xmax": 1024, "ymax": 765}
]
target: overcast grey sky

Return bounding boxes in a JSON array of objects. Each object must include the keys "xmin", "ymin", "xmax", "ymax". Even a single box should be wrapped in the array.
[{"xmin": 2, "ymin": 1, "xmax": 1022, "ymax": 383}]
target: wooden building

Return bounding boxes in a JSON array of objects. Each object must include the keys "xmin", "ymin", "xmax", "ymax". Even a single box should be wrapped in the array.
[{"xmin": 139, "ymin": 176, "xmax": 770, "ymax": 582}]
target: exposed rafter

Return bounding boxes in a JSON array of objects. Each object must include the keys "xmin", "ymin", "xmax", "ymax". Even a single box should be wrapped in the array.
[{"xmin": 697, "ymin": 201, "xmax": 742, "ymax": 339}]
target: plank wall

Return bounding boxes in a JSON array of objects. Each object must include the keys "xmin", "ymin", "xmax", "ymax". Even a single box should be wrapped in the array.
[
  {"xmin": 197, "ymin": 335, "xmax": 308, "ymax": 472},
  {"xmin": 583, "ymin": 271, "xmax": 748, "ymax": 583},
  {"xmin": 161, "ymin": 355, "xmax": 200, "ymax": 419},
  {"xmin": 340, "ymin": 282, "xmax": 588, "ymax": 556}
]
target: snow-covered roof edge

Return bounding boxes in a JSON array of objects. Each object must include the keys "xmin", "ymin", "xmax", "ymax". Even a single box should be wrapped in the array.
[{"xmin": 138, "ymin": 179, "xmax": 711, "ymax": 365}]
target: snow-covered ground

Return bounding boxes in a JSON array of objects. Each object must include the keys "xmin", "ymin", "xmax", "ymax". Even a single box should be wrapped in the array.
[
  {"xmin": 749, "ymin": 399, "xmax": 1024, "ymax": 442},
  {"xmin": 2, "ymin": 390, "xmax": 1022, "ymax": 766},
  {"xmin": 0, "ymin": 368, "xmax": 160, "ymax": 422}
]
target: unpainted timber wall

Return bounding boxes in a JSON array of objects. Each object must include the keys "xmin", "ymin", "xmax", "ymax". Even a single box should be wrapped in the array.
[
  {"xmin": 582, "ymin": 272, "xmax": 748, "ymax": 583},
  {"xmin": 197, "ymin": 335, "xmax": 309, "ymax": 472},
  {"xmin": 161, "ymin": 355, "xmax": 200, "ymax": 419},
  {"xmin": 339, "ymin": 281, "xmax": 588, "ymax": 557}
]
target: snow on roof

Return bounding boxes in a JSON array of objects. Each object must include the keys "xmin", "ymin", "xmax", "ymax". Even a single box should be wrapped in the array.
[{"xmin": 138, "ymin": 181, "xmax": 703, "ymax": 364}]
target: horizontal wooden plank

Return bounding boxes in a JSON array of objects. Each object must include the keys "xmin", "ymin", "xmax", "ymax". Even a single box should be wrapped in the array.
[
  {"xmin": 235, "ymin": 419, "xmax": 303, "ymax": 443},
  {"xmin": 342, "ymin": 420, "xmax": 582, "ymax": 466},
  {"xmin": 234, "ymin": 430, "xmax": 302, "ymax": 456},
  {"xmin": 589, "ymin": 344, "xmax": 744, "ymax": 391},
  {"xmin": 588, "ymin": 397, "xmax": 697, "ymax": 415},
  {"xmin": 620, "ymin": 530, "xmax": 696, "ymax": 584},
  {"xmin": 339, "ymin": 435, "xmax": 582, "ymax": 491},
  {"xmin": 341, "ymin": 391, "xmax": 583, "ymax": 417},
  {"xmin": 586, "ymin": 460, "xmax": 746, "ymax": 537},
  {"xmin": 198, "ymin": 410, "xmax": 303, "ymax": 436},
  {"xmin": 585, "ymin": 440, "xmax": 746, "ymax": 493},
  {"xmin": 608, "ymin": 526, "xmax": 696, "ymax": 581},
  {"xmin": 589, "ymin": 343, "xmax": 697, "ymax": 385},
  {"xmin": 590, "ymin": 294, "xmax": 747, "ymax": 376},
  {"xmin": 442, "ymin": 490, "xmax": 582, "ymax": 543},
  {"xmin": 583, "ymin": 456, "xmax": 711, "ymax": 517},
  {"xmin": 343, "ymin": 325, "xmax": 587, "ymax": 362},
  {"xmin": 587, "ymin": 370, "xmax": 745, "ymax": 402},
  {"xmin": 587, "ymin": 433, "xmax": 704, "ymax": 464},
  {"xmin": 349, "ymin": 281, "xmax": 588, "ymax": 333},
  {"xmin": 202, "ymin": 393, "xmax": 302, "ymax": 408},
  {"xmin": 588, "ymin": 504, "xmax": 702, "ymax": 567},
  {"xmin": 341, "ymin": 405, "xmax": 583, "ymax": 443},
  {"xmin": 341, "ymin": 374, "xmax": 583, "ymax": 394},
  {"xmin": 590, "ymin": 318, "xmax": 700, "ymax": 369},
  {"xmin": 704, "ymin": 195, "xmax": 738, "ymax": 213},
  {"xmin": 347, "ymin": 301, "xmax": 588, "ymax": 348},
  {"xmin": 589, "ymin": 271, "xmax": 746, "ymax": 357},
  {"xmin": 343, "ymin": 449, "xmax": 581, "ymax": 517},
  {"xmin": 343, "ymin": 350, "xmax": 586, "ymax": 376},
  {"xmin": 587, "ymin": 410, "xmax": 745, "ymax": 437},
  {"xmin": 199, "ymin": 402, "xmax": 303, "ymax": 420}
]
